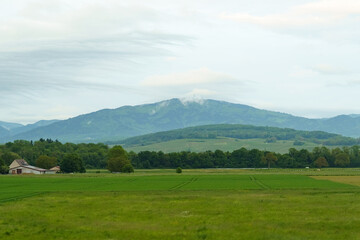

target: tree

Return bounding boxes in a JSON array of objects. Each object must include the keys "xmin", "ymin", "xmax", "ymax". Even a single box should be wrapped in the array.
[
  {"xmin": 0, "ymin": 157, "xmax": 9, "ymax": 174},
  {"xmin": 60, "ymin": 153, "xmax": 85, "ymax": 173},
  {"xmin": 314, "ymin": 157, "xmax": 329, "ymax": 168},
  {"xmin": 1, "ymin": 152, "xmax": 21, "ymax": 165},
  {"xmin": 36, "ymin": 155, "xmax": 57, "ymax": 169},
  {"xmin": 214, "ymin": 150, "xmax": 226, "ymax": 167},
  {"xmin": 107, "ymin": 146, "xmax": 133, "ymax": 172},
  {"xmin": 176, "ymin": 167, "xmax": 182, "ymax": 173},
  {"xmin": 334, "ymin": 153, "xmax": 350, "ymax": 167},
  {"xmin": 262, "ymin": 152, "xmax": 278, "ymax": 169}
]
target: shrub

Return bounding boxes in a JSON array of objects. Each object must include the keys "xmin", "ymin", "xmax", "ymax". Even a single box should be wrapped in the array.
[
  {"xmin": 293, "ymin": 140, "xmax": 305, "ymax": 146},
  {"xmin": 0, "ymin": 165, "xmax": 9, "ymax": 174},
  {"xmin": 176, "ymin": 167, "xmax": 182, "ymax": 174},
  {"xmin": 122, "ymin": 164, "xmax": 134, "ymax": 173}
]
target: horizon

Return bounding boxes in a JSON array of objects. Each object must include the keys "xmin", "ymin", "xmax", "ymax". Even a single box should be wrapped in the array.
[{"xmin": 1, "ymin": 0, "xmax": 360, "ymax": 123}]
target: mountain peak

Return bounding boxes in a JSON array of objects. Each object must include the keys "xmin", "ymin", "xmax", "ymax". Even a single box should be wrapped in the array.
[{"xmin": 2, "ymin": 98, "xmax": 360, "ymax": 143}]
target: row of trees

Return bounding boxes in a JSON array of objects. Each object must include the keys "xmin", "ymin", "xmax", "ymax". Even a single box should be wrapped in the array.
[
  {"xmin": 57, "ymin": 147, "xmax": 133, "ymax": 173},
  {"xmin": 128, "ymin": 146, "xmax": 360, "ymax": 169},
  {"xmin": 1, "ymin": 139, "xmax": 360, "ymax": 171}
]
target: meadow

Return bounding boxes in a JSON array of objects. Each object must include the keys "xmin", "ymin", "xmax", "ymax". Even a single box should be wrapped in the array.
[{"xmin": 0, "ymin": 169, "xmax": 360, "ymax": 239}]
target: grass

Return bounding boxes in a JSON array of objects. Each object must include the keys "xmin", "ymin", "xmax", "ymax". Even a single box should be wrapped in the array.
[
  {"xmin": 125, "ymin": 138, "xmax": 333, "ymax": 154},
  {"xmin": 0, "ymin": 169, "xmax": 359, "ymax": 239},
  {"xmin": 312, "ymin": 176, "xmax": 360, "ymax": 186}
]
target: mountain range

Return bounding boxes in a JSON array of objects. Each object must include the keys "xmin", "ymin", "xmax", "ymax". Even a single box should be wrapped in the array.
[{"xmin": 1, "ymin": 98, "xmax": 360, "ymax": 143}]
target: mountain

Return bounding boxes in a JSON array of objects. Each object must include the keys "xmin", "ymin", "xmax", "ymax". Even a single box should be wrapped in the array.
[
  {"xmin": 1, "ymin": 98, "xmax": 360, "ymax": 143},
  {"xmin": 0, "ymin": 120, "xmax": 60, "ymax": 142},
  {"xmin": 10, "ymin": 120, "xmax": 60, "ymax": 135},
  {"xmin": 0, "ymin": 126, "xmax": 10, "ymax": 137},
  {"xmin": 0, "ymin": 121, "xmax": 23, "ymax": 131}
]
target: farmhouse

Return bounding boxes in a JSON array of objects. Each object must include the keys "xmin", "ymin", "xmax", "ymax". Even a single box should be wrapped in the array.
[
  {"xmin": 50, "ymin": 166, "xmax": 61, "ymax": 172},
  {"xmin": 9, "ymin": 159, "xmax": 55, "ymax": 175}
]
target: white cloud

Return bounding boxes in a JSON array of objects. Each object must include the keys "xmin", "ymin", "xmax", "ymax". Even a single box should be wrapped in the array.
[
  {"xmin": 311, "ymin": 64, "xmax": 349, "ymax": 75},
  {"xmin": 0, "ymin": 1, "xmax": 161, "ymax": 44},
  {"xmin": 220, "ymin": 0, "xmax": 360, "ymax": 28},
  {"xmin": 290, "ymin": 64, "xmax": 349, "ymax": 78},
  {"xmin": 186, "ymin": 88, "xmax": 216, "ymax": 96},
  {"xmin": 141, "ymin": 68, "xmax": 236, "ymax": 87}
]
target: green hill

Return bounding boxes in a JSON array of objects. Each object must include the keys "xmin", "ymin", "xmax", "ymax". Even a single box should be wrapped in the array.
[{"xmin": 118, "ymin": 124, "xmax": 358, "ymax": 153}]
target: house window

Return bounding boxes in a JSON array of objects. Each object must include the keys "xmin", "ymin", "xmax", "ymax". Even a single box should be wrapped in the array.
[{"xmin": 17, "ymin": 169, "xmax": 22, "ymax": 174}]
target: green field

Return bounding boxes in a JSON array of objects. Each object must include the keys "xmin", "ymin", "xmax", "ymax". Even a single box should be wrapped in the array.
[
  {"xmin": 1, "ymin": 170, "xmax": 360, "ymax": 239},
  {"xmin": 125, "ymin": 138, "xmax": 330, "ymax": 153}
]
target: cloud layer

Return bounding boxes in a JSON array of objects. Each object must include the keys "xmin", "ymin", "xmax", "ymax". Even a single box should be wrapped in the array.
[
  {"xmin": 221, "ymin": 0, "xmax": 360, "ymax": 28},
  {"xmin": 1, "ymin": 0, "xmax": 360, "ymax": 123},
  {"xmin": 142, "ymin": 68, "xmax": 236, "ymax": 86}
]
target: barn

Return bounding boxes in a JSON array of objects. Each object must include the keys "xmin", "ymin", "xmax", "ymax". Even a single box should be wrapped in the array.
[
  {"xmin": 9, "ymin": 159, "xmax": 54, "ymax": 174},
  {"xmin": 50, "ymin": 166, "xmax": 61, "ymax": 172}
]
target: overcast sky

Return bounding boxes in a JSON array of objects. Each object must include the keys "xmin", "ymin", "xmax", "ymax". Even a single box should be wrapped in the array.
[{"xmin": 1, "ymin": 0, "xmax": 360, "ymax": 124}]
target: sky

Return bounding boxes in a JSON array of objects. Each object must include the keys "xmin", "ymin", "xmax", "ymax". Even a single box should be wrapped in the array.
[{"xmin": 1, "ymin": 0, "xmax": 360, "ymax": 124}]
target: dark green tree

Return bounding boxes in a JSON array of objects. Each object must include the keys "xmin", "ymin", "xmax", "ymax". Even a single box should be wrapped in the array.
[
  {"xmin": 0, "ymin": 157, "xmax": 9, "ymax": 174},
  {"xmin": 36, "ymin": 155, "xmax": 57, "ymax": 169},
  {"xmin": 1, "ymin": 152, "xmax": 21, "ymax": 165},
  {"xmin": 314, "ymin": 157, "xmax": 329, "ymax": 168},
  {"xmin": 334, "ymin": 153, "xmax": 350, "ymax": 167},
  {"xmin": 107, "ymin": 146, "xmax": 132, "ymax": 172},
  {"xmin": 262, "ymin": 152, "xmax": 278, "ymax": 169},
  {"xmin": 213, "ymin": 150, "xmax": 227, "ymax": 167},
  {"xmin": 60, "ymin": 153, "xmax": 85, "ymax": 173},
  {"xmin": 122, "ymin": 164, "xmax": 134, "ymax": 173}
]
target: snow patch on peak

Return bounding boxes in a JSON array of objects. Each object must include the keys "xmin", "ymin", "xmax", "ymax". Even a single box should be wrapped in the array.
[
  {"xmin": 0, "ymin": 125, "xmax": 10, "ymax": 131},
  {"xmin": 149, "ymin": 100, "xmax": 171, "ymax": 115},
  {"xmin": 180, "ymin": 96, "xmax": 206, "ymax": 106}
]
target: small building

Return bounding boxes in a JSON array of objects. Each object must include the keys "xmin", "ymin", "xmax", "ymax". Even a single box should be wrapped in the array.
[
  {"xmin": 9, "ymin": 159, "xmax": 47, "ymax": 175},
  {"xmin": 50, "ymin": 166, "xmax": 61, "ymax": 172}
]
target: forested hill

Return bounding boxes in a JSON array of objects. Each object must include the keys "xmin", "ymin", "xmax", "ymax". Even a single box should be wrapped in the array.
[
  {"xmin": 2, "ymin": 98, "xmax": 360, "ymax": 143},
  {"xmin": 117, "ymin": 124, "xmax": 359, "ymax": 147}
]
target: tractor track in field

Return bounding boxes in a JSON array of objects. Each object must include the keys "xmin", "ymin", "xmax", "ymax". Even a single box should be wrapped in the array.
[
  {"xmin": 169, "ymin": 177, "xmax": 199, "ymax": 190},
  {"xmin": 126, "ymin": 178, "xmax": 137, "ymax": 182},
  {"xmin": 249, "ymin": 176, "xmax": 271, "ymax": 190},
  {"xmin": 0, "ymin": 192, "xmax": 47, "ymax": 203}
]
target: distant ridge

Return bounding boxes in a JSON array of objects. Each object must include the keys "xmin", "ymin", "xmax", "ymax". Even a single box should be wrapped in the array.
[
  {"xmin": 0, "ymin": 121, "xmax": 23, "ymax": 131},
  {"xmin": 1, "ymin": 98, "xmax": 360, "ymax": 143},
  {"xmin": 117, "ymin": 124, "xmax": 357, "ymax": 147}
]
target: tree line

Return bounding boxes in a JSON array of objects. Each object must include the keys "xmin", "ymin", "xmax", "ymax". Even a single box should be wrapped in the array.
[
  {"xmin": 1, "ymin": 139, "xmax": 360, "ymax": 173},
  {"xmin": 128, "ymin": 146, "xmax": 360, "ymax": 169}
]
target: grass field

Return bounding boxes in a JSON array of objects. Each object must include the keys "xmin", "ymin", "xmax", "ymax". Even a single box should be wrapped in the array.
[
  {"xmin": 312, "ymin": 176, "xmax": 360, "ymax": 186},
  {"xmin": 125, "ymin": 138, "xmax": 329, "ymax": 153},
  {"xmin": 0, "ymin": 169, "xmax": 359, "ymax": 239}
]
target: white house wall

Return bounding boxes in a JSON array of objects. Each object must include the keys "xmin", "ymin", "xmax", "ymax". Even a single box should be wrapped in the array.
[{"xmin": 9, "ymin": 167, "xmax": 45, "ymax": 175}]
